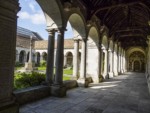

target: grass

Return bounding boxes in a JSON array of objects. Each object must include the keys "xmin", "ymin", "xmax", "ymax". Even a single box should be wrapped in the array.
[
  {"xmin": 38, "ymin": 66, "xmax": 46, "ymax": 70},
  {"xmin": 63, "ymin": 76, "xmax": 71, "ymax": 81},
  {"xmin": 63, "ymin": 69, "xmax": 73, "ymax": 75},
  {"xmin": 15, "ymin": 66, "xmax": 72, "ymax": 81}
]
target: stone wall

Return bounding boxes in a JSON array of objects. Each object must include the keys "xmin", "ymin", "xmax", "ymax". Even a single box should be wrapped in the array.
[{"xmin": 16, "ymin": 36, "xmax": 31, "ymax": 48}]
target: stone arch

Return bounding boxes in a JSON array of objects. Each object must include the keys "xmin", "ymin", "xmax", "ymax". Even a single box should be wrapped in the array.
[
  {"xmin": 86, "ymin": 26, "xmax": 100, "ymax": 83},
  {"xmin": 126, "ymin": 47, "xmax": 146, "ymax": 72},
  {"xmin": 42, "ymin": 52, "xmax": 47, "ymax": 61},
  {"xmin": 126, "ymin": 47, "xmax": 146, "ymax": 57},
  {"xmin": 101, "ymin": 31, "xmax": 109, "ymax": 78},
  {"xmin": 101, "ymin": 33, "xmax": 108, "ymax": 49},
  {"xmin": 109, "ymin": 39, "xmax": 113, "ymax": 51},
  {"xmin": 65, "ymin": 13, "xmax": 86, "ymax": 39},
  {"xmin": 36, "ymin": 0, "xmax": 64, "ymax": 29},
  {"xmin": 27, "ymin": 52, "xmax": 30, "ymax": 62},
  {"xmin": 133, "ymin": 60, "xmax": 141, "ymax": 72},
  {"xmin": 19, "ymin": 50, "xmax": 26, "ymax": 64},
  {"xmin": 35, "ymin": 52, "xmax": 41, "ymax": 65},
  {"xmin": 128, "ymin": 51, "xmax": 145, "ymax": 72},
  {"xmin": 65, "ymin": 51, "xmax": 73, "ymax": 67}
]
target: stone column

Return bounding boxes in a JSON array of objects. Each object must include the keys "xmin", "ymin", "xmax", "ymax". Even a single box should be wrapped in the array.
[
  {"xmin": 121, "ymin": 49, "xmax": 124, "ymax": 73},
  {"xmin": 24, "ymin": 36, "xmax": 34, "ymax": 71},
  {"xmin": 108, "ymin": 49, "xmax": 114, "ymax": 78},
  {"xmin": 73, "ymin": 39, "xmax": 79, "ymax": 79},
  {"xmin": 103, "ymin": 49, "xmax": 108, "ymax": 79},
  {"xmin": 0, "ymin": 0, "xmax": 20, "ymax": 112},
  {"xmin": 51, "ymin": 29, "xmax": 66, "ymax": 97},
  {"xmin": 78, "ymin": 39, "xmax": 88, "ymax": 87},
  {"xmin": 46, "ymin": 29, "xmax": 55, "ymax": 84},
  {"xmin": 29, "ymin": 36, "xmax": 33, "ymax": 63},
  {"xmin": 146, "ymin": 36, "xmax": 150, "ymax": 94},
  {"xmin": 113, "ymin": 50, "xmax": 118, "ymax": 76},
  {"xmin": 101, "ymin": 49, "xmax": 104, "ymax": 75},
  {"xmin": 118, "ymin": 45, "xmax": 121, "ymax": 74}
]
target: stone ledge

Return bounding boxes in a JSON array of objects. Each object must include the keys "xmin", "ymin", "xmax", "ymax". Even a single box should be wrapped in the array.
[
  {"xmin": 50, "ymin": 85, "xmax": 66, "ymax": 97},
  {"xmin": 0, "ymin": 103, "xmax": 19, "ymax": 113},
  {"xmin": 77, "ymin": 77, "xmax": 93, "ymax": 88},
  {"xmin": 14, "ymin": 85, "xmax": 50, "ymax": 105},
  {"xmin": 63, "ymin": 80, "xmax": 78, "ymax": 90}
]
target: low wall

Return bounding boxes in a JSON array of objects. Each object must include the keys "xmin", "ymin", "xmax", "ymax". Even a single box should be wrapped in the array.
[
  {"xmin": 14, "ymin": 85, "xmax": 50, "ymax": 105},
  {"xmin": 14, "ymin": 80, "xmax": 78, "ymax": 105}
]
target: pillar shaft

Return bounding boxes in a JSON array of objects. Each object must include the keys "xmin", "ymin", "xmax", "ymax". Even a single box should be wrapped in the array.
[
  {"xmin": 103, "ymin": 49, "xmax": 108, "ymax": 78},
  {"xmin": 46, "ymin": 30, "xmax": 55, "ymax": 84},
  {"xmin": 80, "ymin": 40, "xmax": 87, "ymax": 79},
  {"xmin": 109, "ymin": 51, "xmax": 113, "ymax": 72},
  {"xmin": 113, "ymin": 51, "xmax": 118, "ymax": 76},
  {"xmin": 54, "ymin": 29, "xmax": 64, "ymax": 85},
  {"xmin": 29, "ymin": 37, "xmax": 33, "ymax": 63},
  {"xmin": 0, "ymin": 0, "xmax": 19, "ymax": 112},
  {"xmin": 73, "ymin": 40, "xmax": 79, "ymax": 78}
]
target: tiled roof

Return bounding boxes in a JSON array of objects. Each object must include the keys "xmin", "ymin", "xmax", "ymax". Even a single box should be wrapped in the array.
[
  {"xmin": 34, "ymin": 39, "xmax": 81, "ymax": 49},
  {"xmin": 17, "ymin": 26, "xmax": 43, "ymax": 40}
]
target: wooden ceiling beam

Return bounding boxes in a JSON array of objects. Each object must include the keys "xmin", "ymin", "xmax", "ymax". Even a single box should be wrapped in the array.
[{"xmin": 93, "ymin": 1, "xmax": 140, "ymax": 15}]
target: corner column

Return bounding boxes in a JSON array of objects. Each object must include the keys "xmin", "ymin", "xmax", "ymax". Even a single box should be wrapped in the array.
[
  {"xmin": 46, "ymin": 29, "xmax": 55, "ymax": 84},
  {"xmin": 146, "ymin": 36, "xmax": 150, "ymax": 94},
  {"xmin": 51, "ymin": 29, "xmax": 66, "ymax": 97},
  {"xmin": 0, "ymin": 0, "xmax": 20, "ymax": 112},
  {"xmin": 73, "ymin": 39, "xmax": 79, "ymax": 79}
]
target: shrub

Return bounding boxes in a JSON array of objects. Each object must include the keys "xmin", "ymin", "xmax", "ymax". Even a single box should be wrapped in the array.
[
  {"xmin": 15, "ymin": 62, "xmax": 24, "ymax": 67},
  {"xmin": 14, "ymin": 72, "xmax": 45, "ymax": 90},
  {"xmin": 40, "ymin": 60, "xmax": 47, "ymax": 67}
]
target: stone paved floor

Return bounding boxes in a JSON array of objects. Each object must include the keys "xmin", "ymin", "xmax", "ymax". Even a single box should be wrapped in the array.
[{"xmin": 20, "ymin": 72, "xmax": 150, "ymax": 113}]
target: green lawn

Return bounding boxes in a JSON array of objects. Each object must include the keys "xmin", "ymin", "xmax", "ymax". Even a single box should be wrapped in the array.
[
  {"xmin": 38, "ymin": 66, "xmax": 46, "ymax": 70},
  {"xmin": 63, "ymin": 75, "xmax": 71, "ymax": 81},
  {"xmin": 15, "ymin": 66, "xmax": 72, "ymax": 81},
  {"xmin": 63, "ymin": 69, "xmax": 73, "ymax": 75}
]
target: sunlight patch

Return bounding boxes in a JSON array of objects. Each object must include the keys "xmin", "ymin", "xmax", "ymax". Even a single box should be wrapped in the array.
[{"xmin": 90, "ymin": 85, "xmax": 117, "ymax": 89}]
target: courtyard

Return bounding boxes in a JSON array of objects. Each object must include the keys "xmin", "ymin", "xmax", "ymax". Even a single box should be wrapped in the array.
[{"xmin": 20, "ymin": 72, "xmax": 150, "ymax": 113}]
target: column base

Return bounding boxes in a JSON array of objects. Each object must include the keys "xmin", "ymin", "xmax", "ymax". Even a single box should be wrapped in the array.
[
  {"xmin": 121, "ymin": 69, "xmax": 124, "ymax": 73},
  {"xmin": 50, "ymin": 85, "xmax": 66, "ymax": 97},
  {"xmin": 0, "ymin": 102, "xmax": 19, "ymax": 113},
  {"xmin": 103, "ymin": 73, "xmax": 109, "ymax": 79},
  {"xmin": 109, "ymin": 72, "xmax": 114, "ymax": 78},
  {"xmin": 77, "ymin": 78, "xmax": 89, "ymax": 87},
  {"xmin": 113, "ymin": 72, "xmax": 118, "ymax": 76},
  {"xmin": 71, "ymin": 76, "xmax": 78, "ymax": 80},
  {"xmin": 18, "ymin": 62, "xmax": 38, "ymax": 73}
]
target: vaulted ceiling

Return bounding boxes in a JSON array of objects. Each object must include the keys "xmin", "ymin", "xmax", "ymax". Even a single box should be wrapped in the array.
[{"xmin": 62, "ymin": 0, "xmax": 150, "ymax": 49}]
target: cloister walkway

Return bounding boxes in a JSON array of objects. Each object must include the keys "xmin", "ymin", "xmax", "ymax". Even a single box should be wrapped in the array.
[{"xmin": 20, "ymin": 72, "xmax": 150, "ymax": 113}]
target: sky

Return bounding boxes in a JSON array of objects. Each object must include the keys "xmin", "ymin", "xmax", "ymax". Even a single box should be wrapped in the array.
[{"xmin": 17, "ymin": 0, "xmax": 73, "ymax": 40}]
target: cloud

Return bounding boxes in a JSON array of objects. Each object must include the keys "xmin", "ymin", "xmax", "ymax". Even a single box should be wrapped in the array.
[
  {"xmin": 18, "ymin": 11, "xmax": 30, "ymax": 19},
  {"xmin": 18, "ymin": 11, "xmax": 46, "ymax": 25},
  {"xmin": 29, "ymin": 2, "xmax": 36, "ymax": 12}
]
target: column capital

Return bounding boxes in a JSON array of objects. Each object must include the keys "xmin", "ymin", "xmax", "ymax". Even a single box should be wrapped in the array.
[{"xmin": 46, "ymin": 29, "xmax": 56, "ymax": 35}]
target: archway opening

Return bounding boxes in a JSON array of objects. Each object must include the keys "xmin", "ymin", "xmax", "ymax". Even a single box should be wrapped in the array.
[
  {"xmin": 128, "ymin": 51, "xmax": 145, "ymax": 72},
  {"xmin": 19, "ymin": 50, "xmax": 26, "ymax": 64},
  {"xmin": 66, "ymin": 52, "xmax": 73, "ymax": 67},
  {"xmin": 67, "ymin": 13, "xmax": 86, "ymax": 78},
  {"xmin": 86, "ymin": 27, "xmax": 100, "ymax": 83}
]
